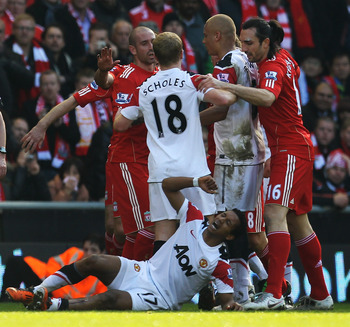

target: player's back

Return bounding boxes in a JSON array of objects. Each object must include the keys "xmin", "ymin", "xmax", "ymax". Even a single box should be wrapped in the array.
[{"xmin": 137, "ymin": 67, "xmax": 210, "ymax": 181}]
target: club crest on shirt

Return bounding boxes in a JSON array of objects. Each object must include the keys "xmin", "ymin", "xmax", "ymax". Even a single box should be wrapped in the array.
[
  {"xmin": 264, "ymin": 71, "xmax": 277, "ymax": 80},
  {"xmin": 115, "ymin": 93, "xmax": 133, "ymax": 104},
  {"xmin": 217, "ymin": 73, "xmax": 229, "ymax": 83},
  {"xmin": 113, "ymin": 201, "xmax": 118, "ymax": 212},
  {"xmin": 199, "ymin": 258, "xmax": 208, "ymax": 268},
  {"xmin": 134, "ymin": 263, "xmax": 141, "ymax": 272},
  {"xmin": 144, "ymin": 211, "xmax": 151, "ymax": 222},
  {"xmin": 227, "ymin": 268, "xmax": 233, "ymax": 279}
]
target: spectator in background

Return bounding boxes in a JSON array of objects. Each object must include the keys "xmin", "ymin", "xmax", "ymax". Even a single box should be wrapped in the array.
[
  {"xmin": 6, "ymin": 116, "xmax": 28, "ymax": 164},
  {"xmin": 51, "ymin": 0, "xmax": 95, "ymax": 59},
  {"xmin": 75, "ymin": 22, "xmax": 117, "ymax": 72},
  {"xmin": 298, "ymin": 50, "xmax": 327, "ymax": 106},
  {"xmin": 90, "ymin": 0, "xmax": 128, "ymax": 31},
  {"xmin": 26, "ymin": 0, "xmax": 63, "ymax": 29},
  {"xmin": 339, "ymin": 118, "xmax": 350, "ymax": 157},
  {"xmin": 48, "ymin": 156, "xmax": 89, "ymax": 201},
  {"xmin": 337, "ymin": 97, "xmax": 350, "ymax": 126},
  {"xmin": 1, "ymin": 233, "xmax": 106, "ymax": 302},
  {"xmin": 73, "ymin": 68, "xmax": 112, "ymax": 163},
  {"xmin": 10, "ymin": 150, "xmax": 51, "ymax": 200},
  {"xmin": 311, "ymin": 117, "xmax": 340, "ymax": 181},
  {"xmin": 162, "ymin": 12, "xmax": 198, "ymax": 73},
  {"xmin": 313, "ymin": 150, "xmax": 350, "ymax": 210},
  {"xmin": 0, "ymin": 0, "xmax": 13, "ymax": 38},
  {"xmin": 7, "ymin": 0, "xmax": 43, "ymax": 40},
  {"xmin": 4, "ymin": 14, "xmax": 51, "ymax": 109},
  {"xmin": 325, "ymin": 52, "xmax": 350, "ymax": 104},
  {"xmin": 0, "ymin": 18, "xmax": 34, "ymax": 116},
  {"xmin": 23, "ymin": 70, "xmax": 80, "ymax": 181},
  {"xmin": 302, "ymin": 81, "xmax": 336, "ymax": 133},
  {"xmin": 129, "ymin": 0, "xmax": 173, "ymax": 32},
  {"xmin": 41, "ymin": 24, "xmax": 75, "ymax": 98},
  {"xmin": 174, "ymin": 0, "xmax": 210, "ymax": 74},
  {"xmin": 110, "ymin": 19, "xmax": 133, "ymax": 65},
  {"xmin": 258, "ymin": 0, "xmax": 292, "ymax": 53}
]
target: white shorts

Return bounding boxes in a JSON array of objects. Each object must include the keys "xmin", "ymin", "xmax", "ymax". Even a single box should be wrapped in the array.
[
  {"xmin": 149, "ymin": 182, "xmax": 216, "ymax": 222},
  {"xmin": 108, "ymin": 257, "xmax": 170, "ymax": 310},
  {"xmin": 214, "ymin": 163, "xmax": 264, "ymax": 212}
]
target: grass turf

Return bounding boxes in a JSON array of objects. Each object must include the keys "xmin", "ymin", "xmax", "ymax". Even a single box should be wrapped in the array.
[{"xmin": 0, "ymin": 302, "xmax": 349, "ymax": 327}]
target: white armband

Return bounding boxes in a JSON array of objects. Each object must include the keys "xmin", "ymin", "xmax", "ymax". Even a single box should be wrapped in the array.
[{"xmin": 193, "ymin": 177, "xmax": 199, "ymax": 187}]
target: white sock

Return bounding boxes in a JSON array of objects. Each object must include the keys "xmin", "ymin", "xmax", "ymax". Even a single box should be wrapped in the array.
[
  {"xmin": 284, "ymin": 261, "xmax": 293, "ymax": 285},
  {"xmin": 248, "ymin": 252, "xmax": 268, "ymax": 280},
  {"xmin": 230, "ymin": 258, "xmax": 250, "ymax": 304},
  {"xmin": 36, "ymin": 272, "xmax": 70, "ymax": 293}
]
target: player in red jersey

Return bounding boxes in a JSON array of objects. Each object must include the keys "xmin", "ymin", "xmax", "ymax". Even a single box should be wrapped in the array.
[
  {"xmin": 197, "ymin": 18, "xmax": 333, "ymax": 310},
  {"xmin": 21, "ymin": 26, "xmax": 158, "ymax": 261}
]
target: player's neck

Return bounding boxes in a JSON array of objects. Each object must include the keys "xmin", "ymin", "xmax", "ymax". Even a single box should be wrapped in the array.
[
  {"xmin": 218, "ymin": 44, "xmax": 235, "ymax": 60},
  {"xmin": 202, "ymin": 230, "xmax": 223, "ymax": 247},
  {"xmin": 159, "ymin": 62, "xmax": 181, "ymax": 71},
  {"xmin": 135, "ymin": 62, "xmax": 155, "ymax": 72}
]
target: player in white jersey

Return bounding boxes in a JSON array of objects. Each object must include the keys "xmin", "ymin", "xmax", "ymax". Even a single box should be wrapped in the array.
[
  {"xmin": 7, "ymin": 175, "xmax": 244, "ymax": 312},
  {"xmin": 114, "ymin": 32, "xmax": 237, "ymax": 250},
  {"xmin": 200, "ymin": 15, "xmax": 267, "ymax": 305}
]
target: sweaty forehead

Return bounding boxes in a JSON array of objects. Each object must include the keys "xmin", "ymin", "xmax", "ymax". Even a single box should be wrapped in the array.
[{"xmin": 240, "ymin": 28, "xmax": 257, "ymax": 41}]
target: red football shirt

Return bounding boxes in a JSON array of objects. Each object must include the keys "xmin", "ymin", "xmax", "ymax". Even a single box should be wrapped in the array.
[{"xmin": 257, "ymin": 49, "xmax": 314, "ymax": 161}]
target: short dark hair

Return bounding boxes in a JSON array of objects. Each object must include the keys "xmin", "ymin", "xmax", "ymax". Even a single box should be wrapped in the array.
[{"xmin": 242, "ymin": 17, "xmax": 284, "ymax": 59}]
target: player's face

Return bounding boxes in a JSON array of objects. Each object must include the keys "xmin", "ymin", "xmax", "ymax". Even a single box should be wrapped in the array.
[
  {"xmin": 132, "ymin": 30, "xmax": 156, "ymax": 65},
  {"xmin": 208, "ymin": 211, "xmax": 238, "ymax": 240},
  {"xmin": 202, "ymin": 23, "xmax": 217, "ymax": 56},
  {"xmin": 240, "ymin": 28, "xmax": 269, "ymax": 64}
]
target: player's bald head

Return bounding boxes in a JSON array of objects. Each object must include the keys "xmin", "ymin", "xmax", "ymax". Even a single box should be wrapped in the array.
[
  {"xmin": 129, "ymin": 26, "xmax": 155, "ymax": 47},
  {"xmin": 205, "ymin": 14, "xmax": 236, "ymax": 39}
]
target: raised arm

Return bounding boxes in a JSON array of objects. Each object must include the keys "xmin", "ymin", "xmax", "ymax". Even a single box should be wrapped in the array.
[
  {"xmin": 21, "ymin": 96, "xmax": 78, "ymax": 153},
  {"xmin": 162, "ymin": 176, "xmax": 217, "ymax": 213},
  {"xmin": 95, "ymin": 47, "xmax": 117, "ymax": 89}
]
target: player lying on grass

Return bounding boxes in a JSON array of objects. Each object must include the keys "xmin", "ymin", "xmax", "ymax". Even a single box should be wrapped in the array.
[{"xmin": 7, "ymin": 175, "xmax": 244, "ymax": 311}]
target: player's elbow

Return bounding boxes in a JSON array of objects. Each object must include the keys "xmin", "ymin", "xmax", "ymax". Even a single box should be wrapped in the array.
[{"xmin": 260, "ymin": 91, "xmax": 276, "ymax": 107}]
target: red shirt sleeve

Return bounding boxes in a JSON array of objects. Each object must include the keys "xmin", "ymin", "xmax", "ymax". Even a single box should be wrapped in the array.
[
  {"xmin": 258, "ymin": 60, "xmax": 284, "ymax": 100},
  {"xmin": 73, "ymin": 82, "xmax": 113, "ymax": 107}
]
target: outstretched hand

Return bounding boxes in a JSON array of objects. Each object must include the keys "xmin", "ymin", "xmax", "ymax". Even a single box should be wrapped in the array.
[
  {"xmin": 198, "ymin": 175, "xmax": 218, "ymax": 194},
  {"xmin": 222, "ymin": 301, "xmax": 243, "ymax": 311},
  {"xmin": 21, "ymin": 125, "xmax": 45, "ymax": 153},
  {"xmin": 97, "ymin": 46, "xmax": 120, "ymax": 72}
]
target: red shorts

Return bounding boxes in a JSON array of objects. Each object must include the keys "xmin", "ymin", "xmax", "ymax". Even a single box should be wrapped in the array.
[
  {"xmin": 105, "ymin": 161, "xmax": 153, "ymax": 234},
  {"xmin": 245, "ymin": 186, "xmax": 265, "ymax": 233},
  {"xmin": 265, "ymin": 153, "xmax": 313, "ymax": 215}
]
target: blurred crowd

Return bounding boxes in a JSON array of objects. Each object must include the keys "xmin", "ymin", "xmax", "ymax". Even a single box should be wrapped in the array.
[{"xmin": 0, "ymin": 0, "xmax": 350, "ymax": 208}]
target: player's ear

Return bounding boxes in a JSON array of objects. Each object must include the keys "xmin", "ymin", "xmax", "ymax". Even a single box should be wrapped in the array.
[
  {"xmin": 225, "ymin": 234, "xmax": 235, "ymax": 241},
  {"xmin": 129, "ymin": 45, "xmax": 136, "ymax": 56}
]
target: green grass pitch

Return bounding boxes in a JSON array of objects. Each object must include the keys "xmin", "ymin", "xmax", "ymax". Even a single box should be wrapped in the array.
[{"xmin": 1, "ymin": 302, "xmax": 350, "ymax": 327}]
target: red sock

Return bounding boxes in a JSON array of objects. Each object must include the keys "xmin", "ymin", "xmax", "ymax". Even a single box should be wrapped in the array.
[
  {"xmin": 105, "ymin": 232, "xmax": 124, "ymax": 255},
  {"xmin": 121, "ymin": 234, "xmax": 136, "ymax": 259},
  {"xmin": 257, "ymin": 244, "xmax": 269, "ymax": 273},
  {"xmin": 295, "ymin": 232, "xmax": 329, "ymax": 300},
  {"xmin": 112, "ymin": 234, "xmax": 124, "ymax": 256},
  {"xmin": 265, "ymin": 232, "xmax": 290, "ymax": 298},
  {"xmin": 133, "ymin": 229, "xmax": 155, "ymax": 261}
]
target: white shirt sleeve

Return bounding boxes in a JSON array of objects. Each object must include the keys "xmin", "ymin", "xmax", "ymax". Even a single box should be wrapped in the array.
[{"xmin": 121, "ymin": 106, "xmax": 142, "ymax": 120}]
